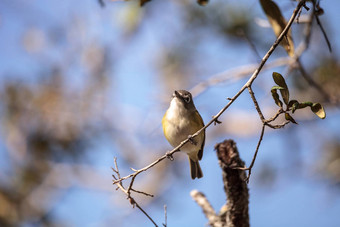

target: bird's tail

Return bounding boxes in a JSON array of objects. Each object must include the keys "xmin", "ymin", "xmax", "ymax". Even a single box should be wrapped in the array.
[{"xmin": 189, "ymin": 158, "xmax": 203, "ymax": 179}]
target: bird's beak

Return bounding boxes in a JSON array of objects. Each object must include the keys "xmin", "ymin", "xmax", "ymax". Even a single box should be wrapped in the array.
[{"xmin": 173, "ymin": 90, "xmax": 180, "ymax": 98}]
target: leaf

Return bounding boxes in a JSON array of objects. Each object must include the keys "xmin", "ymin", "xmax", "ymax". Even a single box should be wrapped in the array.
[
  {"xmin": 260, "ymin": 0, "xmax": 295, "ymax": 56},
  {"xmin": 285, "ymin": 113, "xmax": 298, "ymax": 124},
  {"xmin": 272, "ymin": 72, "xmax": 287, "ymax": 88},
  {"xmin": 311, "ymin": 103, "xmax": 326, "ymax": 119},
  {"xmin": 288, "ymin": 100, "xmax": 299, "ymax": 113},
  {"xmin": 271, "ymin": 85, "xmax": 285, "ymax": 90},
  {"xmin": 271, "ymin": 89, "xmax": 282, "ymax": 107},
  {"xmin": 272, "ymin": 72, "xmax": 289, "ymax": 105},
  {"xmin": 297, "ymin": 102, "xmax": 313, "ymax": 109}
]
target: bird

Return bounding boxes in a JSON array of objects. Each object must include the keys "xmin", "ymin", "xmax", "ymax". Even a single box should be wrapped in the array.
[{"xmin": 162, "ymin": 90, "xmax": 205, "ymax": 179}]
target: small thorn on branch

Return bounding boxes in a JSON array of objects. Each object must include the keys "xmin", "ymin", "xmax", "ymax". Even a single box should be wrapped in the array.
[
  {"xmin": 213, "ymin": 117, "xmax": 222, "ymax": 125},
  {"xmin": 129, "ymin": 197, "xmax": 136, "ymax": 206},
  {"xmin": 165, "ymin": 151, "xmax": 174, "ymax": 161},
  {"xmin": 303, "ymin": 3, "xmax": 309, "ymax": 11}
]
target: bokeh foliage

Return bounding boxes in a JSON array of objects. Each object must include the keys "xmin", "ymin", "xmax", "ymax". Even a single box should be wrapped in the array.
[{"xmin": 0, "ymin": 0, "xmax": 339, "ymax": 226}]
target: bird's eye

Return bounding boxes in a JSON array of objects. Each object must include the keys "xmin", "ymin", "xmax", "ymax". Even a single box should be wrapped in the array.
[{"xmin": 183, "ymin": 96, "xmax": 191, "ymax": 103}]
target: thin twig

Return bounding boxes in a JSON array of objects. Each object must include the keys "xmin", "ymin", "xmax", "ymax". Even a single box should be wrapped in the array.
[
  {"xmin": 130, "ymin": 188, "xmax": 154, "ymax": 197},
  {"xmin": 236, "ymin": 124, "xmax": 265, "ymax": 183},
  {"xmin": 315, "ymin": 14, "xmax": 332, "ymax": 52},
  {"xmin": 112, "ymin": 158, "xmax": 158, "ymax": 227},
  {"xmin": 296, "ymin": 58, "xmax": 337, "ymax": 104},
  {"xmin": 265, "ymin": 108, "xmax": 284, "ymax": 123},
  {"xmin": 163, "ymin": 205, "xmax": 167, "ymax": 227},
  {"xmin": 245, "ymin": 124, "xmax": 265, "ymax": 182},
  {"xmin": 113, "ymin": 148, "xmax": 181, "ymax": 185},
  {"xmin": 127, "ymin": 175, "xmax": 137, "ymax": 196},
  {"xmin": 291, "ymin": 2, "xmax": 338, "ymax": 104},
  {"xmin": 266, "ymin": 121, "xmax": 290, "ymax": 129},
  {"xmin": 134, "ymin": 202, "xmax": 159, "ymax": 227},
  {"xmin": 247, "ymin": 86, "xmax": 265, "ymax": 122}
]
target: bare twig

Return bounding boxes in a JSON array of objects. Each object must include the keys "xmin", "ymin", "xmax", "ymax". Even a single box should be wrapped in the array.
[
  {"xmin": 112, "ymin": 158, "xmax": 158, "ymax": 227},
  {"xmin": 247, "ymin": 124, "xmax": 265, "ymax": 181},
  {"xmin": 244, "ymin": 85, "xmax": 290, "ymax": 179},
  {"xmin": 236, "ymin": 0, "xmax": 336, "ymax": 182},
  {"xmin": 247, "ymin": 86, "xmax": 265, "ymax": 122},
  {"xmin": 236, "ymin": 125, "xmax": 266, "ymax": 183},
  {"xmin": 163, "ymin": 205, "xmax": 167, "ymax": 227},
  {"xmin": 114, "ymin": 180, "xmax": 158, "ymax": 226},
  {"xmin": 315, "ymin": 14, "xmax": 332, "ymax": 52},
  {"xmin": 296, "ymin": 58, "xmax": 338, "ymax": 104},
  {"xmin": 134, "ymin": 202, "xmax": 158, "ymax": 227},
  {"xmin": 291, "ymin": 2, "xmax": 338, "ymax": 104},
  {"xmin": 112, "ymin": 146, "xmax": 181, "ymax": 185},
  {"xmin": 130, "ymin": 188, "xmax": 154, "ymax": 197},
  {"xmin": 265, "ymin": 107, "xmax": 284, "ymax": 123}
]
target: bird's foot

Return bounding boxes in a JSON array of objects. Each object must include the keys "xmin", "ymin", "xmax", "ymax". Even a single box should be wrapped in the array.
[{"xmin": 188, "ymin": 135, "xmax": 197, "ymax": 145}]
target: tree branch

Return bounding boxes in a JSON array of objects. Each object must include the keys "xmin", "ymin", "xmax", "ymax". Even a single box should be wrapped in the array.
[
  {"xmin": 112, "ymin": 158, "xmax": 158, "ymax": 227},
  {"xmin": 215, "ymin": 140, "xmax": 249, "ymax": 227},
  {"xmin": 192, "ymin": 140, "xmax": 249, "ymax": 226},
  {"xmin": 191, "ymin": 190, "xmax": 222, "ymax": 227}
]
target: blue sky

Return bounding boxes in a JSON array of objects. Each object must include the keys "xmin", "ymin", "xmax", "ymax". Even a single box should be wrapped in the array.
[{"xmin": 1, "ymin": 0, "xmax": 340, "ymax": 226}]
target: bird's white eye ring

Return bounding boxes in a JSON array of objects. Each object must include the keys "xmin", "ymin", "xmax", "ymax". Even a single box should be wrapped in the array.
[{"xmin": 184, "ymin": 96, "xmax": 191, "ymax": 103}]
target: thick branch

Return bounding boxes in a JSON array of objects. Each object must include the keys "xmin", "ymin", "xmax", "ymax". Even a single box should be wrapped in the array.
[
  {"xmin": 191, "ymin": 190, "xmax": 222, "ymax": 227},
  {"xmin": 215, "ymin": 140, "xmax": 249, "ymax": 227}
]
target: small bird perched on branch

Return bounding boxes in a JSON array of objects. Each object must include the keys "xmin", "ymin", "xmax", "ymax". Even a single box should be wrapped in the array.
[{"xmin": 162, "ymin": 90, "xmax": 205, "ymax": 179}]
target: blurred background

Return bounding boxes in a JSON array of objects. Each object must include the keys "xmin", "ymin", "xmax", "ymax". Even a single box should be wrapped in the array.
[{"xmin": 0, "ymin": 0, "xmax": 340, "ymax": 226}]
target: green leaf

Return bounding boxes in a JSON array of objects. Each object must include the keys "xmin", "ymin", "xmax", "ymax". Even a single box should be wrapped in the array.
[
  {"xmin": 272, "ymin": 72, "xmax": 287, "ymax": 88},
  {"xmin": 285, "ymin": 113, "xmax": 298, "ymax": 124},
  {"xmin": 271, "ymin": 89, "xmax": 283, "ymax": 107},
  {"xmin": 271, "ymin": 85, "xmax": 285, "ymax": 90},
  {"xmin": 288, "ymin": 100, "xmax": 299, "ymax": 113},
  {"xmin": 311, "ymin": 103, "xmax": 326, "ymax": 119},
  {"xmin": 272, "ymin": 72, "xmax": 289, "ymax": 105},
  {"xmin": 297, "ymin": 102, "xmax": 313, "ymax": 109}
]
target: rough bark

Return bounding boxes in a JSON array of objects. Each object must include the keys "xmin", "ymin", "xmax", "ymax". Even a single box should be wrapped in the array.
[
  {"xmin": 215, "ymin": 139, "xmax": 249, "ymax": 227},
  {"xmin": 192, "ymin": 139, "xmax": 249, "ymax": 227}
]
